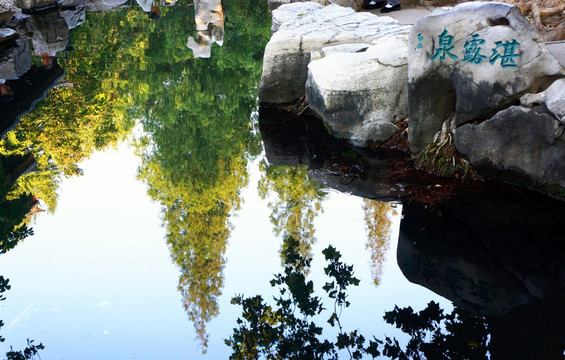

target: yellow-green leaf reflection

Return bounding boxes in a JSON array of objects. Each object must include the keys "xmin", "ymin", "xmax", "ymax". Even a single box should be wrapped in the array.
[
  {"xmin": 258, "ymin": 162, "xmax": 327, "ymax": 271},
  {"xmin": 128, "ymin": 0, "xmax": 270, "ymax": 350},
  {"xmin": 363, "ymin": 199, "xmax": 397, "ymax": 286}
]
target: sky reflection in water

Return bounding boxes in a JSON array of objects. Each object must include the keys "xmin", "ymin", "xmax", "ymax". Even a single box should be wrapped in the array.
[{"xmin": 0, "ymin": 143, "xmax": 449, "ymax": 359}]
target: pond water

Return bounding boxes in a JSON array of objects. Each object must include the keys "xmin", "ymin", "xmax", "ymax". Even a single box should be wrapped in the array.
[{"xmin": 1, "ymin": 0, "xmax": 565, "ymax": 359}]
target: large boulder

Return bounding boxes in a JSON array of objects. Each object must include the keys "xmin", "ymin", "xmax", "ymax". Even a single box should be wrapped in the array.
[
  {"xmin": 407, "ymin": 2, "xmax": 565, "ymax": 154},
  {"xmin": 306, "ymin": 33, "xmax": 409, "ymax": 146},
  {"xmin": 267, "ymin": 0, "xmax": 365, "ymax": 12},
  {"xmin": 259, "ymin": 2, "xmax": 407, "ymax": 105},
  {"xmin": 455, "ymin": 80, "xmax": 565, "ymax": 189}
]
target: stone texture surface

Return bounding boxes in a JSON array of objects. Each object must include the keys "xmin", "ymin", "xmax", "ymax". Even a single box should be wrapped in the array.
[
  {"xmin": 0, "ymin": 38, "xmax": 31, "ymax": 79},
  {"xmin": 86, "ymin": 0, "xmax": 128, "ymax": 12},
  {"xmin": 15, "ymin": 0, "xmax": 59, "ymax": 11},
  {"xmin": 0, "ymin": 0, "xmax": 15, "ymax": 12},
  {"xmin": 268, "ymin": 0, "xmax": 365, "ymax": 12},
  {"xmin": 520, "ymin": 78, "xmax": 565, "ymax": 122},
  {"xmin": 455, "ymin": 105, "xmax": 565, "ymax": 188},
  {"xmin": 26, "ymin": 10, "xmax": 69, "ymax": 53},
  {"xmin": 259, "ymin": 2, "xmax": 408, "ymax": 105},
  {"xmin": 306, "ymin": 34, "xmax": 409, "ymax": 146},
  {"xmin": 407, "ymin": 2, "xmax": 565, "ymax": 154},
  {"xmin": 61, "ymin": 2, "xmax": 85, "ymax": 29},
  {"xmin": 186, "ymin": 0, "xmax": 224, "ymax": 58}
]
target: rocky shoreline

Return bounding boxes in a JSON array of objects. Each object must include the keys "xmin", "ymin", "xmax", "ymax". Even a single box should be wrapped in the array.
[{"xmin": 260, "ymin": 0, "xmax": 565, "ymax": 199}]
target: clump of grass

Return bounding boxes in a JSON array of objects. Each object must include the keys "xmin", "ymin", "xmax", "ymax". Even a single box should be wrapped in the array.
[{"xmin": 414, "ymin": 115, "xmax": 478, "ymax": 181}]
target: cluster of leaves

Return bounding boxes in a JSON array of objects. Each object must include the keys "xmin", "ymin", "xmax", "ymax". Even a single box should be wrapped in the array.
[
  {"xmin": 226, "ymin": 238, "xmax": 381, "ymax": 360},
  {"xmin": 382, "ymin": 302, "xmax": 490, "ymax": 359},
  {"xmin": 227, "ymin": 241, "xmax": 491, "ymax": 360},
  {"xmin": 258, "ymin": 164, "xmax": 327, "ymax": 267}
]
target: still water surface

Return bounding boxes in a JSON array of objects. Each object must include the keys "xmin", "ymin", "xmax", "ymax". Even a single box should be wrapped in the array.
[
  {"xmin": 1, "ymin": 0, "xmax": 565, "ymax": 358},
  {"xmin": 0, "ymin": 144, "xmax": 449, "ymax": 359}
]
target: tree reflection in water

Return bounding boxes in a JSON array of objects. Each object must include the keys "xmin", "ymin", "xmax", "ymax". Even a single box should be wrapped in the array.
[
  {"xmin": 363, "ymin": 199, "xmax": 396, "ymax": 286},
  {"xmin": 258, "ymin": 163, "xmax": 327, "ymax": 269},
  {"xmin": 130, "ymin": 0, "xmax": 270, "ymax": 350},
  {"xmin": 257, "ymin": 112, "xmax": 565, "ymax": 359},
  {"xmin": 226, "ymin": 237, "xmax": 490, "ymax": 360}
]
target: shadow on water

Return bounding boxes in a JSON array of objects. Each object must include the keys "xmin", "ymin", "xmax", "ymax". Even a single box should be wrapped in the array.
[{"xmin": 259, "ymin": 108, "xmax": 565, "ymax": 358}]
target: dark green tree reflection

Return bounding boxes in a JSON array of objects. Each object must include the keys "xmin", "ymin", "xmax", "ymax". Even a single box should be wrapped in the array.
[
  {"xmin": 258, "ymin": 164, "xmax": 327, "ymax": 268},
  {"xmin": 226, "ymin": 241, "xmax": 491, "ymax": 360}
]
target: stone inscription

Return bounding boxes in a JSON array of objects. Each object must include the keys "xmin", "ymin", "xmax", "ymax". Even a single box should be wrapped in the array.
[{"xmin": 416, "ymin": 29, "xmax": 521, "ymax": 68}]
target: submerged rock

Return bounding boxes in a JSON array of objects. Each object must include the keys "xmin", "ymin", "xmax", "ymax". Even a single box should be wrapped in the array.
[
  {"xmin": 25, "ymin": 8, "xmax": 69, "ymax": 54},
  {"xmin": 60, "ymin": 0, "xmax": 86, "ymax": 29},
  {"xmin": 15, "ymin": 0, "xmax": 60, "ymax": 12}
]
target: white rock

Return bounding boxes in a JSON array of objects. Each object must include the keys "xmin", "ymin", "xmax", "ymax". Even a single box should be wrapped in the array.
[
  {"xmin": 259, "ymin": 3, "xmax": 408, "ymax": 105},
  {"xmin": 307, "ymin": 34, "xmax": 410, "ymax": 146}
]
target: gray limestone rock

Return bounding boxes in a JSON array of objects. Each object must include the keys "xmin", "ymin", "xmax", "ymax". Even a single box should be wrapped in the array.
[
  {"xmin": 520, "ymin": 78, "xmax": 565, "ymax": 123},
  {"xmin": 26, "ymin": 10, "xmax": 69, "ymax": 54},
  {"xmin": 268, "ymin": 0, "xmax": 328, "ymax": 12},
  {"xmin": 86, "ymin": 0, "xmax": 128, "ymax": 12},
  {"xmin": 268, "ymin": 0, "xmax": 365, "ymax": 12},
  {"xmin": 407, "ymin": 2, "xmax": 565, "ymax": 154},
  {"xmin": 16, "ymin": 0, "xmax": 59, "ymax": 11},
  {"xmin": 61, "ymin": 3, "xmax": 85, "ymax": 29},
  {"xmin": 454, "ymin": 105, "xmax": 565, "ymax": 188},
  {"xmin": 0, "ymin": 38, "xmax": 31, "ymax": 80}
]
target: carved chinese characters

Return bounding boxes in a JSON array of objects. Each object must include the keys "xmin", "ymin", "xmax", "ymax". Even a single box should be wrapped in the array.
[{"xmin": 407, "ymin": 2, "xmax": 565, "ymax": 154}]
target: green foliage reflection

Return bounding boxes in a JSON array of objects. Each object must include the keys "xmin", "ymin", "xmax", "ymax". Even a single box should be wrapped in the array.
[
  {"xmin": 227, "ymin": 242, "xmax": 491, "ymax": 359},
  {"xmin": 258, "ymin": 163, "xmax": 327, "ymax": 267},
  {"xmin": 363, "ymin": 200, "xmax": 396, "ymax": 286},
  {"xmin": 118, "ymin": 0, "xmax": 271, "ymax": 350}
]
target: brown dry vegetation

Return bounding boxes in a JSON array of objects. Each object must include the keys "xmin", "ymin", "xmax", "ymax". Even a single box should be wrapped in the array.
[{"xmin": 493, "ymin": 0, "xmax": 565, "ymax": 40}]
